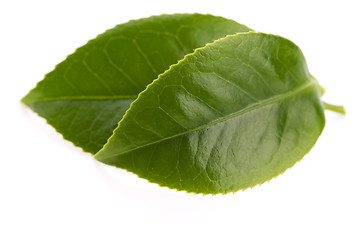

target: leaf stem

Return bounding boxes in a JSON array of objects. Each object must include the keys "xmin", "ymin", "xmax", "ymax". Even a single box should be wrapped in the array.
[
  {"xmin": 320, "ymin": 86, "xmax": 326, "ymax": 96},
  {"xmin": 323, "ymin": 102, "xmax": 346, "ymax": 114}
]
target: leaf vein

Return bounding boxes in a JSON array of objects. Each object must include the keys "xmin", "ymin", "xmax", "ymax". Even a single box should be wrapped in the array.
[
  {"xmin": 98, "ymin": 81, "xmax": 316, "ymax": 159},
  {"xmin": 81, "ymin": 60, "xmax": 115, "ymax": 94},
  {"xmin": 211, "ymin": 72, "xmax": 259, "ymax": 101},
  {"xmin": 102, "ymin": 47, "xmax": 143, "ymax": 91}
]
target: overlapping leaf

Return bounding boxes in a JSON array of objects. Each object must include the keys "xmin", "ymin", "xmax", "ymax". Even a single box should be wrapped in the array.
[
  {"xmin": 22, "ymin": 14, "xmax": 251, "ymax": 154},
  {"xmin": 95, "ymin": 33, "xmax": 326, "ymax": 194}
]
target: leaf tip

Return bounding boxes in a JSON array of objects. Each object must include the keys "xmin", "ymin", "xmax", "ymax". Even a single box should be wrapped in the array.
[{"xmin": 20, "ymin": 93, "xmax": 31, "ymax": 106}]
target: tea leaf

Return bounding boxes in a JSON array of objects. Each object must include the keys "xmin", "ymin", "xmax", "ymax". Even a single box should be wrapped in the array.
[
  {"xmin": 22, "ymin": 14, "xmax": 251, "ymax": 154},
  {"xmin": 95, "ymin": 32, "xmax": 326, "ymax": 194}
]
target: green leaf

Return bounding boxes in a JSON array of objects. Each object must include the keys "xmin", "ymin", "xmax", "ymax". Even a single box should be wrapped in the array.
[
  {"xmin": 95, "ymin": 32, "xmax": 326, "ymax": 194},
  {"xmin": 22, "ymin": 14, "xmax": 251, "ymax": 154}
]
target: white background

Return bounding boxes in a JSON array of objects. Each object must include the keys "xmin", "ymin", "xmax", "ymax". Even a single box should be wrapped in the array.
[{"xmin": 1, "ymin": 0, "xmax": 359, "ymax": 239}]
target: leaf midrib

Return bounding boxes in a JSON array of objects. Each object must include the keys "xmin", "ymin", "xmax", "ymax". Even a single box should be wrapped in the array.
[
  {"xmin": 23, "ymin": 95, "xmax": 138, "ymax": 104},
  {"xmin": 96, "ymin": 81, "xmax": 317, "ymax": 160}
]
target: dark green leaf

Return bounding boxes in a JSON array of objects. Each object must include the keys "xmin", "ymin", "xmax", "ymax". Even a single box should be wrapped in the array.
[
  {"xmin": 95, "ymin": 32, "xmax": 325, "ymax": 194},
  {"xmin": 22, "ymin": 14, "xmax": 251, "ymax": 154}
]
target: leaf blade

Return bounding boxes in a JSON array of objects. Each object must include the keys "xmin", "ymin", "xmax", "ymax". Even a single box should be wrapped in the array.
[
  {"xmin": 22, "ymin": 13, "xmax": 251, "ymax": 154},
  {"xmin": 95, "ymin": 32, "xmax": 325, "ymax": 194}
]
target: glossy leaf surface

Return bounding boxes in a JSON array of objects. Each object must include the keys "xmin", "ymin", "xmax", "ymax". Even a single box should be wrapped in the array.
[
  {"xmin": 22, "ymin": 14, "xmax": 251, "ymax": 154},
  {"xmin": 95, "ymin": 32, "xmax": 325, "ymax": 194}
]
